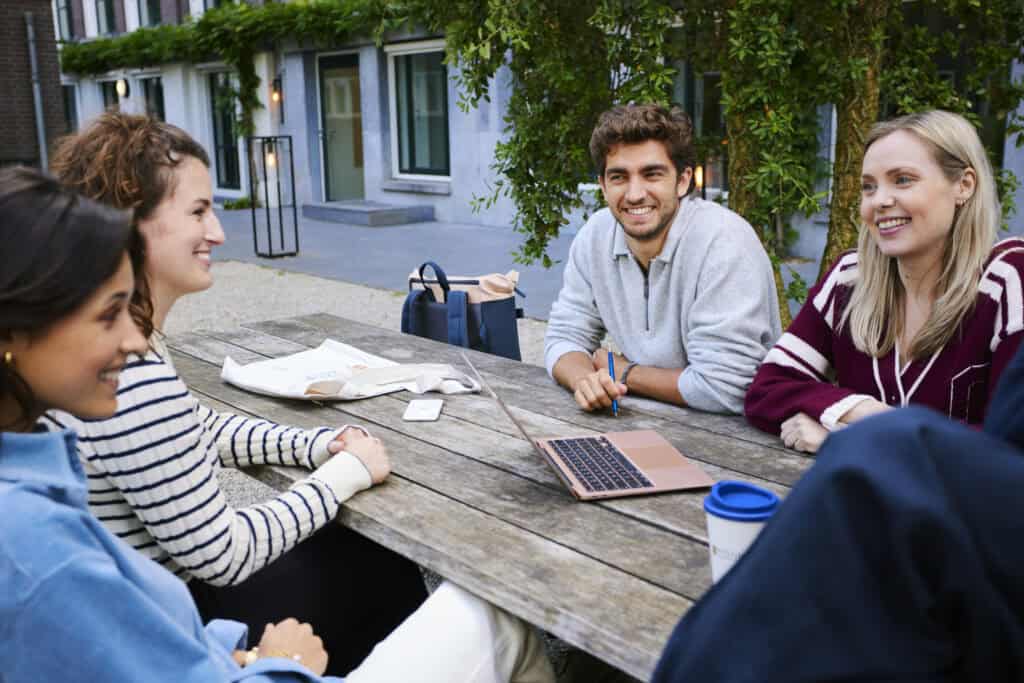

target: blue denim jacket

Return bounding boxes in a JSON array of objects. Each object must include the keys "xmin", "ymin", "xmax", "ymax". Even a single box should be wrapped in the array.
[{"xmin": 0, "ymin": 429, "xmax": 342, "ymax": 682}]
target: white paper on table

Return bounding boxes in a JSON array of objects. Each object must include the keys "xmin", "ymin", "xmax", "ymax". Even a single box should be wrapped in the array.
[{"xmin": 221, "ymin": 339, "xmax": 479, "ymax": 400}]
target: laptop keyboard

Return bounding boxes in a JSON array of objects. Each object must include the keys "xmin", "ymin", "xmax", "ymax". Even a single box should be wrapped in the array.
[{"xmin": 547, "ymin": 436, "xmax": 654, "ymax": 492}]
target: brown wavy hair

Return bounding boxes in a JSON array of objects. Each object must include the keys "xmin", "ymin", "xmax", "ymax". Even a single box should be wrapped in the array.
[
  {"xmin": 589, "ymin": 104, "xmax": 697, "ymax": 193},
  {"xmin": 51, "ymin": 112, "xmax": 211, "ymax": 339}
]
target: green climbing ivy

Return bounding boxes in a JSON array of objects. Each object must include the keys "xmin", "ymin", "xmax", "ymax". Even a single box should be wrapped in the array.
[{"xmin": 61, "ymin": 0, "xmax": 406, "ymax": 135}]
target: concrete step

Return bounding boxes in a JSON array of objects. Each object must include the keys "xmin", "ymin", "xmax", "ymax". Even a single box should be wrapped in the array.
[{"xmin": 302, "ymin": 200, "xmax": 434, "ymax": 226}]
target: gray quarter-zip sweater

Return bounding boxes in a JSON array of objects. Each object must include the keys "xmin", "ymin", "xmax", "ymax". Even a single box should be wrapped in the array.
[{"xmin": 544, "ymin": 197, "xmax": 782, "ymax": 414}]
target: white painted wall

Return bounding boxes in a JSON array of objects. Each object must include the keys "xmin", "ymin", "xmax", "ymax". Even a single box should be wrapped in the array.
[
  {"xmin": 50, "ymin": 0, "xmax": 61, "ymax": 39},
  {"xmin": 83, "ymin": 0, "xmax": 99, "ymax": 37},
  {"xmin": 161, "ymin": 64, "xmax": 188, "ymax": 128},
  {"xmin": 124, "ymin": 0, "xmax": 140, "ymax": 32},
  {"xmin": 79, "ymin": 80, "xmax": 105, "ymax": 124}
]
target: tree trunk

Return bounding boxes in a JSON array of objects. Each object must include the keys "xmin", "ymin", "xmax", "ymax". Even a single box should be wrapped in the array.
[
  {"xmin": 726, "ymin": 110, "xmax": 793, "ymax": 326},
  {"xmin": 819, "ymin": 0, "xmax": 889, "ymax": 280}
]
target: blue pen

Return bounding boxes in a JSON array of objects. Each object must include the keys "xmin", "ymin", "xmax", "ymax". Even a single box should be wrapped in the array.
[{"xmin": 608, "ymin": 351, "xmax": 618, "ymax": 416}]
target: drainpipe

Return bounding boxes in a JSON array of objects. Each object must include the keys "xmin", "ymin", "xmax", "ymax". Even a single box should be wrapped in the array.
[{"xmin": 25, "ymin": 12, "xmax": 48, "ymax": 170}]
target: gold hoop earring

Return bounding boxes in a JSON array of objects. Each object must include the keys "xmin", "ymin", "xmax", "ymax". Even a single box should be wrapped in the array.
[{"xmin": 3, "ymin": 351, "xmax": 12, "ymax": 365}]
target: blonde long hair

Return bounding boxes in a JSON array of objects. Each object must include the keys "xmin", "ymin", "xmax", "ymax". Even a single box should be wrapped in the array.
[{"xmin": 841, "ymin": 110, "xmax": 999, "ymax": 359}]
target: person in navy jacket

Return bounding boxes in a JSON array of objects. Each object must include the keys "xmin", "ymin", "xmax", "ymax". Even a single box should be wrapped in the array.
[{"xmin": 654, "ymin": 323, "xmax": 1024, "ymax": 681}]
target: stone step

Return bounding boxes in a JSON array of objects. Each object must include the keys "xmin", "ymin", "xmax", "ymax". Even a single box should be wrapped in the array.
[{"xmin": 302, "ymin": 200, "xmax": 434, "ymax": 226}]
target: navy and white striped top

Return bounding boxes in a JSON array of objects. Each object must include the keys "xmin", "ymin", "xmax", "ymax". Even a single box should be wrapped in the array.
[{"xmin": 43, "ymin": 337, "xmax": 373, "ymax": 586}]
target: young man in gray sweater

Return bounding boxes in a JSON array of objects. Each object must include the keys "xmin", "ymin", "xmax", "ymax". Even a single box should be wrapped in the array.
[{"xmin": 544, "ymin": 104, "xmax": 782, "ymax": 414}]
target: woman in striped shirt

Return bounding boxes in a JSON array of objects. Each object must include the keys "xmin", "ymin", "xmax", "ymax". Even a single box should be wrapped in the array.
[
  {"xmin": 745, "ymin": 110, "xmax": 1024, "ymax": 453},
  {"xmin": 44, "ymin": 112, "xmax": 427, "ymax": 675}
]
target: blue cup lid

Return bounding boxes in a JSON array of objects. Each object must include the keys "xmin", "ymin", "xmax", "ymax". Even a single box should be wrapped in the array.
[{"xmin": 704, "ymin": 480, "xmax": 780, "ymax": 522}]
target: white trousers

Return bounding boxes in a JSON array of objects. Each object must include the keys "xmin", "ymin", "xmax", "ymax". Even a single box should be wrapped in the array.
[{"xmin": 345, "ymin": 581, "xmax": 555, "ymax": 683}]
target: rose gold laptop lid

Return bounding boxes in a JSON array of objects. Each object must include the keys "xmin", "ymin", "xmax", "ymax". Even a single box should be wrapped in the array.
[{"xmin": 460, "ymin": 351, "xmax": 714, "ymax": 500}]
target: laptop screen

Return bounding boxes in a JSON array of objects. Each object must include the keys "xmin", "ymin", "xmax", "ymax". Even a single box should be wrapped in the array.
[{"xmin": 459, "ymin": 351, "xmax": 551, "ymax": 460}]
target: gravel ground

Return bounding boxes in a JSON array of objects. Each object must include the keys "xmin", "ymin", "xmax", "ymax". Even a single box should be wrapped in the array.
[{"xmin": 163, "ymin": 260, "xmax": 550, "ymax": 367}]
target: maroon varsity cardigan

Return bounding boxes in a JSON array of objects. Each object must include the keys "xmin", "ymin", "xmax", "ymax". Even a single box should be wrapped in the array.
[{"xmin": 746, "ymin": 237, "xmax": 1024, "ymax": 435}]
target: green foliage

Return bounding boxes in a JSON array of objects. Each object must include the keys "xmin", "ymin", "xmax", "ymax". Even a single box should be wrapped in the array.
[
  {"xmin": 784, "ymin": 266, "xmax": 809, "ymax": 305},
  {"xmin": 413, "ymin": 0, "xmax": 682, "ymax": 266},
  {"xmin": 718, "ymin": 0, "xmax": 828, "ymax": 255},
  {"xmin": 222, "ymin": 195, "xmax": 261, "ymax": 210},
  {"xmin": 60, "ymin": 0, "xmax": 1024, "ymax": 276},
  {"xmin": 880, "ymin": 0, "xmax": 1024, "ymax": 227},
  {"xmin": 61, "ymin": 0, "xmax": 408, "ymax": 135}
]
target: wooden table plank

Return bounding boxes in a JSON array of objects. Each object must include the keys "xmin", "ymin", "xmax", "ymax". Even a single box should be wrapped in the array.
[
  {"xmin": 170, "ymin": 347, "xmax": 713, "ymax": 598},
  {"xmin": 253, "ymin": 465, "xmax": 691, "ymax": 679},
  {"xmin": 237, "ymin": 314, "xmax": 813, "ymax": 488},
  {"xmin": 165, "ymin": 316, "xmax": 807, "ymax": 681},
  {"xmin": 167, "ymin": 345, "xmax": 692, "ymax": 678},
  {"xmin": 170, "ymin": 327, "xmax": 793, "ymax": 546},
  {"xmin": 272, "ymin": 311, "xmax": 794, "ymax": 452}
]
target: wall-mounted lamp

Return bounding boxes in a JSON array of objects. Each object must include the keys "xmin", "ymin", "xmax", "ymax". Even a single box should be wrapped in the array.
[
  {"xmin": 271, "ymin": 77, "xmax": 281, "ymax": 104},
  {"xmin": 115, "ymin": 78, "xmax": 130, "ymax": 98}
]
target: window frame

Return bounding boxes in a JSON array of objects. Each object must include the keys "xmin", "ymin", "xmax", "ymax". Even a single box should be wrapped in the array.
[
  {"xmin": 138, "ymin": 0, "xmax": 162, "ymax": 27},
  {"xmin": 142, "ymin": 76, "xmax": 165, "ymax": 120},
  {"xmin": 55, "ymin": 0, "xmax": 74, "ymax": 40},
  {"xmin": 671, "ymin": 61, "xmax": 729, "ymax": 200},
  {"xmin": 61, "ymin": 83, "xmax": 79, "ymax": 133},
  {"xmin": 385, "ymin": 39, "xmax": 451, "ymax": 182},
  {"xmin": 208, "ymin": 71, "xmax": 241, "ymax": 191},
  {"xmin": 99, "ymin": 80, "xmax": 119, "ymax": 111},
  {"xmin": 95, "ymin": 0, "xmax": 116, "ymax": 35}
]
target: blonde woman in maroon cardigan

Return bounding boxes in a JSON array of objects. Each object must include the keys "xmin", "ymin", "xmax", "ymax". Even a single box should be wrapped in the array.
[{"xmin": 746, "ymin": 110, "xmax": 1024, "ymax": 453}]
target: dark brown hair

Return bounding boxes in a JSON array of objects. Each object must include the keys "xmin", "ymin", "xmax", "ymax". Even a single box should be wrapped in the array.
[
  {"xmin": 0, "ymin": 166, "xmax": 140, "ymax": 428},
  {"xmin": 589, "ymin": 104, "xmax": 697, "ymax": 189},
  {"xmin": 51, "ymin": 112, "xmax": 211, "ymax": 338}
]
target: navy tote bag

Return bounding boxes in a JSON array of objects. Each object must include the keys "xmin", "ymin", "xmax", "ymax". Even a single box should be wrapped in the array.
[{"xmin": 400, "ymin": 261, "xmax": 524, "ymax": 361}]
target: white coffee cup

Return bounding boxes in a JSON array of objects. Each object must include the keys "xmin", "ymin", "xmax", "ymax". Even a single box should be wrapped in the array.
[{"xmin": 704, "ymin": 480, "xmax": 780, "ymax": 582}]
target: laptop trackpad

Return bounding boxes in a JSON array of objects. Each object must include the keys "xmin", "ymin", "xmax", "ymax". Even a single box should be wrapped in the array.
[
  {"xmin": 607, "ymin": 430, "xmax": 714, "ymax": 488},
  {"xmin": 627, "ymin": 445, "xmax": 685, "ymax": 469},
  {"xmin": 607, "ymin": 430, "xmax": 685, "ymax": 469}
]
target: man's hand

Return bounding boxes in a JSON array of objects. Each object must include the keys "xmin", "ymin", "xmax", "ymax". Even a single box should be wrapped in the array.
[
  {"xmin": 573, "ymin": 369, "xmax": 627, "ymax": 412},
  {"xmin": 780, "ymin": 412, "xmax": 829, "ymax": 453},
  {"xmin": 591, "ymin": 348, "xmax": 629, "ymax": 374},
  {"xmin": 552, "ymin": 349, "xmax": 627, "ymax": 412}
]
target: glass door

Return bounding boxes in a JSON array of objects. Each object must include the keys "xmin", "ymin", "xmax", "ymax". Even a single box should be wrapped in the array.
[{"xmin": 318, "ymin": 54, "xmax": 364, "ymax": 201}]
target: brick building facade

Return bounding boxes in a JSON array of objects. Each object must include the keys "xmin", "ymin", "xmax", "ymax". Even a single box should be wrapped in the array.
[{"xmin": 0, "ymin": 0, "xmax": 65, "ymax": 167}]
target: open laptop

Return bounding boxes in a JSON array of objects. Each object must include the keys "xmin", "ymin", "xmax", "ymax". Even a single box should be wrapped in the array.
[{"xmin": 460, "ymin": 351, "xmax": 714, "ymax": 500}]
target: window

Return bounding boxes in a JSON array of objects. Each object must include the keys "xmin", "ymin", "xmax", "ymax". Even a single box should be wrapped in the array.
[
  {"xmin": 387, "ymin": 43, "xmax": 450, "ymax": 178},
  {"xmin": 672, "ymin": 62, "xmax": 728, "ymax": 198},
  {"xmin": 204, "ymin": 0, "xmax": 225, "ymax": 10},
  {"xmin": 209, "ymin": 72, "xmax": 240, "ymax": 190},
  {"xmin": 138, "ymin": 0, "xmax": 161, "ymax": 26},
  {"xmin": 56, "ymin": 0, "xmax": 74, "ymax": 40},
  {"xmin": 142, "ymin": 77, "xmax": 164, "ymax": 120},
  {"xmin": 96, "ymin": 0, "xmax": 116, "ymax": 35},
  {"xmin": 62, "ymin": 85, "xmax": 78, "ymax": 133},
  {"xmin": 100, "ymin": 81, "xmax": 118, "ymax": 111}
]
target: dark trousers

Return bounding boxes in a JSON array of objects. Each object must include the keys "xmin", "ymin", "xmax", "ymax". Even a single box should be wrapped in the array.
[
  {"xmin": 653, "ymin": 406, "xmax": 1024, "ymax": 683},
  {"xmin": 190, "ymin": 523, "xmax": 427, "ymax": 676}
]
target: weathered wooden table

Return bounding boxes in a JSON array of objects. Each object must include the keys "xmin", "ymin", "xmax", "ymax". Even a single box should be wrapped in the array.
[{"xmin": 166, "ymin": 313, "xmax": 813, "ymax": 681}]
